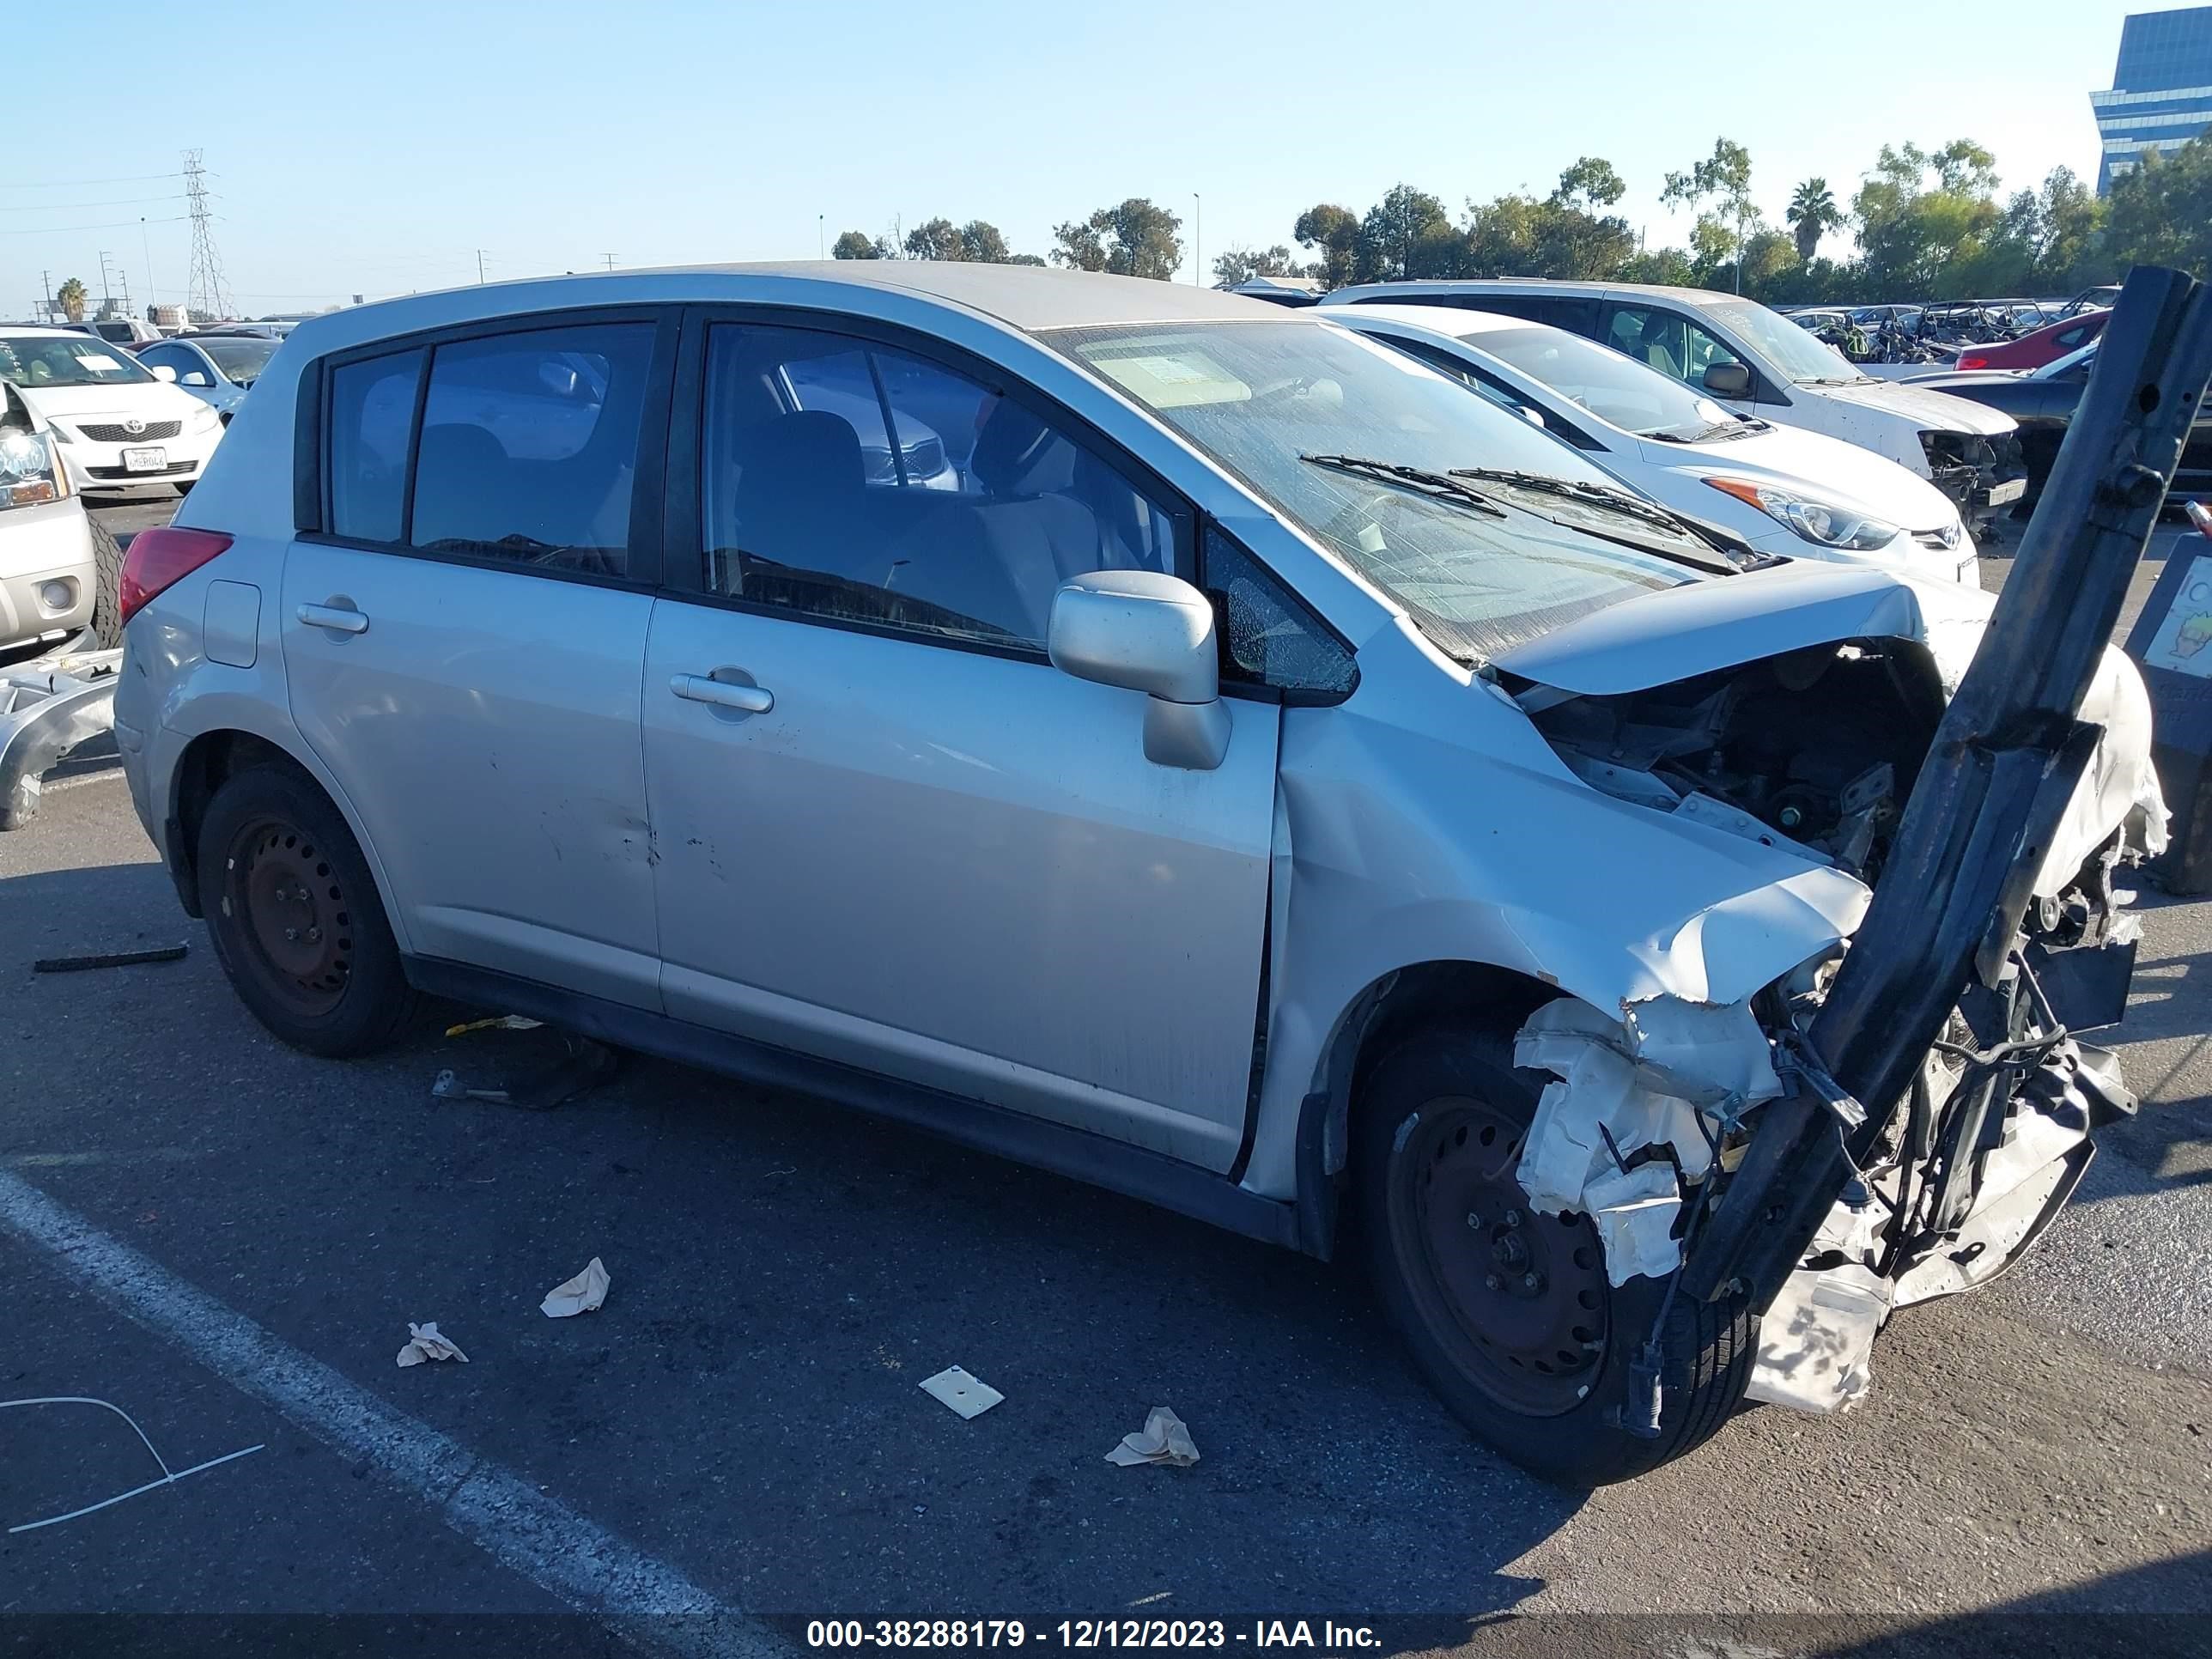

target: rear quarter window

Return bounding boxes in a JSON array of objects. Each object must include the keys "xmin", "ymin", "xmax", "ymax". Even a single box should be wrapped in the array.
[{"xmin": 326, "ymin": 350, "xmax": 423, "ymax": 543}]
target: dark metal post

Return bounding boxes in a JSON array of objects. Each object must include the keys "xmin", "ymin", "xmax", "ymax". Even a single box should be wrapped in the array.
[{"xmin": 1681, "ymin": 267, "xmax": 2212, "ymax": 1310}]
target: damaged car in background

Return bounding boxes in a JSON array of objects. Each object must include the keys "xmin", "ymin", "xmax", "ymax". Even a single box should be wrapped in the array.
[{"xmin": 117, "ymin": 264, "xmax": 2166, "ymax": 1489}]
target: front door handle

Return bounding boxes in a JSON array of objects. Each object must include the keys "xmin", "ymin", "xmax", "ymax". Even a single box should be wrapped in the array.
[
  {"xmin": 670, "ymin": 672, "xmax": 773, "ymax": 714},
  {"xmin": 297, "ymin": 601, "xmax": 368, "ymax": 635}
]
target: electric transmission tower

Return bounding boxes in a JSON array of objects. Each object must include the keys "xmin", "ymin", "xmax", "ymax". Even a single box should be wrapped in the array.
[{"xmin": 183, "ymin": 149, "xmax": 231, "ymax": 320}]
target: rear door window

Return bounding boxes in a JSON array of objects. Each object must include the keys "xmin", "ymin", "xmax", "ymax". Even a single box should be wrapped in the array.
[
  {"xmin": 409, "ymin": 322, "xmax": 655, "ymax": 574},
  {"xmin": 326, "ymin": 349, "xmax": 423, "ymax": 544}
]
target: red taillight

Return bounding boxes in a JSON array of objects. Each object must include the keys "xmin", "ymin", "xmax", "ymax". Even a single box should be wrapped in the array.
[
  {"xmin": 1955, "ymin": 353, "xmax": 1989, "ymax": 371},
  {"xmin": 118, "ymin": 526, "xmax": 234, "ymax": 627}
]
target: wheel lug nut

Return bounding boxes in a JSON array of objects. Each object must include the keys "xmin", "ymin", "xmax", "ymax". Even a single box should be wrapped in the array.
[
  {"xmin": 307, "ymin": 927, "xmax": 321, "ymax": 943},
  {"xmin": 1484, "ymin": 1273, "xmax": 1501, "ymax": 1291},
  {"xmin": 1522, "ymin": 1272, "xmax": 1541, "ymax": 1291},
  {"xmin": 1503, "ymin": 1209, "xmax": 1522, "ymax": 1227},
  {"xmin": 284, "ymin": 927, "xmax": 299, "ymax": 942},
  {"xmin": 1465, "ymin": 1211, "xmax": 1481, "ymax": 1230}
]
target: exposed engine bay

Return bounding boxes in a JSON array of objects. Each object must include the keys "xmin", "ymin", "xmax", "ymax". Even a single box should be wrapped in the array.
[
  {"xmin": 1522, "ymin": 636, "xmax": 1946, "ymax": 884},
  {"xmin": 1507, "ymin": 635, "xmax": 2158, "ymax": 1413}
]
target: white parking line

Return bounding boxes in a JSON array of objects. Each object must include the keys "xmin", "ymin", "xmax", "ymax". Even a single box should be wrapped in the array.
[{"xmin": 0, "ymin": 1168, "xmax": 784, "ymax": 1659}]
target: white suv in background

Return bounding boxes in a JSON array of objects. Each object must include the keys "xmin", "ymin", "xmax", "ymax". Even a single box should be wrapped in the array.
[
  {"xmin": 1320, "ymin": 281, "xmax": 2025, "ymax": 527},
  {"xmin": 0, "ymin": 326, "xmax": 225, "ymax": 499}
]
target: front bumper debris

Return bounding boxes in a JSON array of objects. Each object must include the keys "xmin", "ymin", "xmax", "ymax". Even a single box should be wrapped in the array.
[{"xmin": 0, "ymin": 637, "xmax": 121, "ymax": 830}]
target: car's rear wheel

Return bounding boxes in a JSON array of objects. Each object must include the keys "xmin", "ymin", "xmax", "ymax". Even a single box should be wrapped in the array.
[
  {"xmin": 88, "ymin": 519, "xmax": 126, "ymax": 648},
  {"xmin": 196, "ymin": 764, "xmax": 417, "ymax": 1056},
  {"xmin": 1355, "ymin": 1022, "xmax": 1753, "ymax": 1486}
]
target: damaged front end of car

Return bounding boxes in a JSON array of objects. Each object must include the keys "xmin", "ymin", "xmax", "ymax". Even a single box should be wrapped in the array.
[
  {"xmin": 1500, "ymin": 620, "xmax": 2164, "ymax": 1416},
  {"xmin": 1484, "ymin": 266, "xmax": 2207, "ymax": 1434}
]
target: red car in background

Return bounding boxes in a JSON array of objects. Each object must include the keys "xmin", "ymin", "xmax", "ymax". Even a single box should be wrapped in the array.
[{"xmin": 1952, "ymin": 307, "xmax": 2110, "ymax": 372}]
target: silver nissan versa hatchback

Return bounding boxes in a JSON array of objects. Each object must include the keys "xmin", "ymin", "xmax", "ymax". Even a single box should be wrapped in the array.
[{"xmin": 114, "ymin": 264, "xmax": 2166, "ymax": 1485}]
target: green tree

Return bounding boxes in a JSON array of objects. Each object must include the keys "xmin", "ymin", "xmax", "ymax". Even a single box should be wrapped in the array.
[
  {"xmin": 54, "ymin": 276, "xmax": 88, "ymax": 321},
  {"xmin": 1551, "ymin": 155, "xmax": 1627, "ymax": 211},
  {"xmin": 830, "ymin": 230, "xmax": 884, "ymax": 260},
  {"xmin": 1051, "ymin": 198, "xmax": 1183, "ymax": 279},
  {"xmin": 1291, "ymin": 204, "xmax": 1361, "ymax": 289},
  {"xmin": 1006, "ymin": 252, "xmax": 1048, "ymax": 267},
  {"xmin": 2106, "ymin": 131, "xmax": 2212, "ymax": 277},
  {"xmin": 1357, "ymin": 184, "xmax": 1459, "ymax": 281},
  {"xmin": 1662, "ymin": 138, "xmax": 1755, "ymax": 290},
  {"xmin": 1786, "ymin": 178, "xmax": 1842, "ymax": 263},
  {"xmin": 1852, "ymin": 139, "xmax": 2005, "ymax": 297},
  {"xmin": 903, "ymin": 217, "xmax": 965, "ymax": 260},
  {"xmin": 958, "ymin": 221, "xmax": 1013, "ymax": 263},
  {"xmin": 1212, "ymin": 244, "xmax": 1302, "ymax": 285}
]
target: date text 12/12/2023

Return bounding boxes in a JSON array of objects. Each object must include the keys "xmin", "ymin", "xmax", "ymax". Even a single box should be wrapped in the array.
[{"xmin": 805, "ymin": 1622, "xmax": 1382, "ymax": 1650}]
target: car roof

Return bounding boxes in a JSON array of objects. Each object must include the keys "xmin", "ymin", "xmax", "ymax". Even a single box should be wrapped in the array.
[
  {"xmin": 0, "ymin": 325, "xmax": 102, "ymax": 339},
  {"xmin": 1322, "ymin": 277, "xmax": 1733, "ymax": 307},
  {"xmin": 1325, "ymin": 302, "xmax": 1522, "ymax": 338},
  {"xmin": 292, "ymin": 263, "xmax": 1279, "ymax": 358}
]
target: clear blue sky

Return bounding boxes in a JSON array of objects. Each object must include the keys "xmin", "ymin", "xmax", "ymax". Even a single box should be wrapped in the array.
[{"xmin": 0, "ymin": 0, "xmax": 2174, "ymax": 316}]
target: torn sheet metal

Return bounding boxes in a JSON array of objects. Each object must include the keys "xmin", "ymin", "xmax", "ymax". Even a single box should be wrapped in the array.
[
  {"xmin": 1511, "ymin": 996, "xmax": 1784, "ymax": 1285},
  {"xmin": 0, "ymin": 645, "xmax": 121, "ymax": 832}
]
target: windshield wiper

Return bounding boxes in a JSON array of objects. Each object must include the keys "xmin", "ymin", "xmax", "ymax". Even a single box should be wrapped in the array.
[
  {"xmin": 1446, "ymin": 466, "xmax": 1751, "ymax": 574},
  {"xmin": 1301, "ymin": 453, "xmax": 1507, "ymax": 519}
]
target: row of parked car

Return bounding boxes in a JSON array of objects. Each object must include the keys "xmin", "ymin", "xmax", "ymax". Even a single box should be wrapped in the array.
[{"xmin": 79, "ymin": 259, "xmax": 2177, "ymax": 1488}]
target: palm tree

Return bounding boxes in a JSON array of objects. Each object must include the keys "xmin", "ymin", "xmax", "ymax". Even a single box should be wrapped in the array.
[
  {"xmin": 1786, "ymin": 179, "xmax": 1840, "ymax": 264},
  {"xmin": 54, "ymin": 276, "xmax": 88, "ymax": 323}
]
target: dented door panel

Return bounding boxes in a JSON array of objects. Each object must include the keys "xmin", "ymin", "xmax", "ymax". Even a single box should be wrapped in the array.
[{"xmin": 280, "ymin": 544, "xmax": 662, "ymax": 1008}]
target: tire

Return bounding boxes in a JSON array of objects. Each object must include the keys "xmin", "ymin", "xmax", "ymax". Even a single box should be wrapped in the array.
[
  {"xmin": 88, "ymin": 519, "xmax": 126, "ymax": 648},
  {"xmin": 196, "ymin": 764, "xmax": 419, "ymax": 1057},
  {"xmin": 1354, "ymin": 1023, "xmax": 1753, "ymax": 1486},
  {"xmin": 174, "ymin": 481, "xmax": 195, "ymax": 497}
]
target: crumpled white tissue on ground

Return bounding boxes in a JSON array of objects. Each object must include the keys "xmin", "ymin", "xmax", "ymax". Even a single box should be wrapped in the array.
[
  {"xmin": 540, "ymin": 1256, "xmax": 610, "ymax": 1318},
  {"xmin": 1106, "ymin": 1406, "xmax": 1200, "ymax": 1468},
  {"xmin": 396, "ymin": 1322, "xmax": 468, "ymax": 1367}
]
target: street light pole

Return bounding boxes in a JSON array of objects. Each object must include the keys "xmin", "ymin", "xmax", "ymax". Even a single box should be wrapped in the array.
[
  {"xmin": 818, "ymin": 215, "xmax": 824, "ymax": 259},
  {"xmin": 140, "ymin": 217, "xmax": 154, "ymax": 313},
  {"xmin": 1193, "ymin": 193, "xmax": 1200, "ymax": 286}
]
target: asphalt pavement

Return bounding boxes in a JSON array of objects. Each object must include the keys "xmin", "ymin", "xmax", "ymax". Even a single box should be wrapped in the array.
[{"xmin": 0, "ymin": 501, "xmax": 2205, "ymax": 1657}]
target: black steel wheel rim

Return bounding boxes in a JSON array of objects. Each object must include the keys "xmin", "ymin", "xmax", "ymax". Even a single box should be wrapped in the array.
[
  {"xmin": 221, "ymin": 814, "xmax": 354, "ymax": 1018},
  {"xmin": 1387, "ymin": 1097, "xmax": 1612, "ymax": 1419}
]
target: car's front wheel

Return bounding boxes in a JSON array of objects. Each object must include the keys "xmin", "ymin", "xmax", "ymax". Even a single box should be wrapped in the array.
[
  {"xmin": 196, "ymin": 764, "xmax": 418, "ymax": 1056},
  {"xmin": 1355, "ymin": 1023, "xmax": 1753, "ymax": 1486}
]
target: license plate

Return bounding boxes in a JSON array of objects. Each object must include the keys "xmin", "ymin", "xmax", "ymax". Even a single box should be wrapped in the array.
[
  {"xmin": 121, "ymin": 446, "xmax": 167, "ymax": 473},
  {"xmin": 1984, "ymin": 477, "xmax": 2025, "ymax": 506}
]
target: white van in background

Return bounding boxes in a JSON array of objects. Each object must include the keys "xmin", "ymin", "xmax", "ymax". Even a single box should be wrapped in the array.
[{"xmin": 1321, "ymin": 280, "xmax": 2025, "ymax": 526}]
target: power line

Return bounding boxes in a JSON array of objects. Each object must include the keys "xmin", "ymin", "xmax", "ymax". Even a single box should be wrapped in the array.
[
  {"xmin": 6, "ymin": 193, "xmax": 191, "ymax": 214},
  {"xmin": 0, "ymin": 214, "xmax": 191, "ymax": 238},
  {"xmin": 0, "ymin": 171, "xmax": 185, "ymax": 191},
  {"xmin": 184, "ymin": 149, "xmax": 231, "ymax": 319}
]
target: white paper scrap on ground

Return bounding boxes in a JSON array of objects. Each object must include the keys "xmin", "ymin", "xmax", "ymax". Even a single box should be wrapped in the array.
[
  {"xmin": 918, "ymin": 1365, "xmax": 1003, "ymax": 1419},
  {"xmin": 1106, "ymin": 1406, "xmax": 1200, "ymax": 1468},
  {"xmin": 540, "ymin": 1256, "xmax": 610, "ymax": 1318},
  {"xmin": 396, "ymin": 1321, "xmax": 469, "ymax": 1366}
]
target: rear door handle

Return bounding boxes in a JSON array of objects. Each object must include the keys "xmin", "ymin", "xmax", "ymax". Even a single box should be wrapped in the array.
[
  {"xmin": 296, "ymin": 601, "xmax": 368, "ymax": 635},
  {"xmin": 670, "ymin": 672, "xmax": 773, "ymax": 714}
]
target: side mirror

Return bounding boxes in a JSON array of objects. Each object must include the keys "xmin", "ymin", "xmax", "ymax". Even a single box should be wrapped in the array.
[
  {"xmin": 182, "ymin": 371, "xmax": 212, "ymax": 387},
  {"xmin": 149, "ymin": 364, "xmax": 178, "ymax": 383},
  {"xmin": 1701, "ymin": 362, "xmax": 1752, "ymax": 398},
  {"xmin": 1515, "ymin": 404, "xmax": 1547, "ymax": 429},
  {"xmin": 1048, "ymin": 570, "xmax": 1231, "ymax": 771}
]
